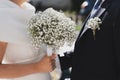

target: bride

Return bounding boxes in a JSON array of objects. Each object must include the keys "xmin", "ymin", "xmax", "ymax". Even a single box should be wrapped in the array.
[{"xmin": 0, "ymin": 0, "xmax": 56, "ymax": 80}]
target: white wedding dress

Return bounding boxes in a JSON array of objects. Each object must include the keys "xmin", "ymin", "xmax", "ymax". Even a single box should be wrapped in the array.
[{"xmin": 0, "ymin": 0, "xmax": 56, "ymax": 80}]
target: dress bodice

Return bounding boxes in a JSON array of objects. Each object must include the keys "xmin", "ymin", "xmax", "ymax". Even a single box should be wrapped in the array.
[{"xmin": 0, "ymin": 0, "xmax": 52, "ymax": 80}]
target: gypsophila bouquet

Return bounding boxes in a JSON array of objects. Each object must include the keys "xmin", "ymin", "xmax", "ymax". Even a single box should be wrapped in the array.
[{"xmin": 28, "ymin": 8, "xmax": 76, "ymax": 54}]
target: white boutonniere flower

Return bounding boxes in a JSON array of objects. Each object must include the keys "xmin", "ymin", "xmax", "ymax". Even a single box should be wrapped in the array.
[{"xmin": 87, "ymin": 17, "xmax": 102, "ymax": 39}]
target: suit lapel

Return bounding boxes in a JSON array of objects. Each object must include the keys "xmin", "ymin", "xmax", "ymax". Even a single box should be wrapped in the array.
[
  {"xmin": 78, "ymin": 0, "xmax": 112, "ymax": 39},
  {"xmin": 96, "ymin": 8, "xmax": 106, "ymax": 17},
  {"xmin": 78, "ymin": 9, "xmax": 106, "ymax": 39}
]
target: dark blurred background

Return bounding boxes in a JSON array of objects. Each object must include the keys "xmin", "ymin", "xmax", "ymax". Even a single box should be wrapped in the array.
[
  {"xmin": 29, "ymin": 0, "xmax": 96, "ymax": 18},
  {"xmin": 29, "ymin": 0, "xmax": 83, "ymax": 12}
]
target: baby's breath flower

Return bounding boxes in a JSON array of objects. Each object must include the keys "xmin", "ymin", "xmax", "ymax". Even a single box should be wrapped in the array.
[
  {"xmin": 87, "ymin": 17, "xmax": 102, "ymax": 39},
  {"xmin": 28, "ymin": 8, "xmax": 76, "ymax": 50}
]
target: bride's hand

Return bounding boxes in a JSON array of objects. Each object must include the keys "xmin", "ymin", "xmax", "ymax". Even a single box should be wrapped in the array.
[{"xmin": 36, "ymin": 54, "xmax": 56, "ymax": 73}]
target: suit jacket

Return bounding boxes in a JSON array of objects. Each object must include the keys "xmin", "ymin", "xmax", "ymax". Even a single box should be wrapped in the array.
[{"xmin": 59, "ymin": 0, "xmax": 120, "ymax": 80}]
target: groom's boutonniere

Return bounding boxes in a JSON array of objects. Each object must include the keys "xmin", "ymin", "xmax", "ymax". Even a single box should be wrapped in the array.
[{"xmin": 87, "ymin": 17, "xmax": 102, "ymax": 39}]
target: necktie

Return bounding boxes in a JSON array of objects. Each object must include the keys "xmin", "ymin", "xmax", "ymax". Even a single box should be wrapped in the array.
[
  {"xmin": 94, "ymin": 0, "xmax": 103, "ymax": 9},
  {"xmin": 90, "ymin": 0, "xmax": 104, "ymax": 17}
]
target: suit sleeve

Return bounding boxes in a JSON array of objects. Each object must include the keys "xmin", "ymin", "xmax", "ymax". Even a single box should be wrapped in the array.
[
  {"xmin": 113, "ymin": 8, "xmax": 120, "ymax": 72},
  {"xmin": 58, "ymin": 51, "xmax": 74, "ymax": 71}
]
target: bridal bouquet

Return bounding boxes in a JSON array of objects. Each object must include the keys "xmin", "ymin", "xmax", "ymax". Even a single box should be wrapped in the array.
[{"xmin": 28, "ymin": 8, "xmax": 76, "ymax": 55}]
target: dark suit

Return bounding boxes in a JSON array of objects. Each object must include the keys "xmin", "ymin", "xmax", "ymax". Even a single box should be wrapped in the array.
[{"xmin": 59, "ymin": 0, "xmax": 120, "ymax": 80}]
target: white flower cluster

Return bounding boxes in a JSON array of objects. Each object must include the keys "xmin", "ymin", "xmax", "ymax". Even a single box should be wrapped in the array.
[
  {"xmin": 28, "ymin": 8, "xmax": 76, "ymax": 49},
  {"xmin": 87, "ymin": 17, "xmax": 102, "ymax": 30}
]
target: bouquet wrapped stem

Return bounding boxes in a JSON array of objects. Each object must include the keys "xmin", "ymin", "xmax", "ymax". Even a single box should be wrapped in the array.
[{"xmin": 46, "ymin": 45, "xmax": 56, "ymax": 56}]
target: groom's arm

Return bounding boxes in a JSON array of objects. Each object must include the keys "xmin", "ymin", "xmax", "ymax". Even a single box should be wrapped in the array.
[
  {"xmin": 58, "ymin": 51, "xmax": 74, "ymax": 71},
  {"xmin": 113, "ymin": 8, "xmax": 120, "ymax": 73}
]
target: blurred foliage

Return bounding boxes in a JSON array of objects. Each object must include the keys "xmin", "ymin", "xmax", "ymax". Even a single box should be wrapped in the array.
[
  {"xmin": 64, "ymin": 11, "xmax": 82, "ymax": 31},
  {"xmin": 75, "ymin": 25, "xmax": 81, "ymax": 31}
]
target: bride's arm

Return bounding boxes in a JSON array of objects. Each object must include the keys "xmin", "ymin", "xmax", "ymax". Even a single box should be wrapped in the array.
[
  {"xmin": 0, "ymin": 41, "xmax": 56, "ymax": 78},
  {"xmin": 0, "ymin": 41, "xmax": 7, "ymax": 64}
]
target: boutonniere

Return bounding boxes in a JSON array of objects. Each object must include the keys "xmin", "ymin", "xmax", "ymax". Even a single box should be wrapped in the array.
[{"xmin": 86, "ymin": 17, "xmax": 102, "ymax": 39}]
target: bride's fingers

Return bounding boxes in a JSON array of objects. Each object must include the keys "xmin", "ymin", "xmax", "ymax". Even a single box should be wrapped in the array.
[
  {"xmin": 52, "ymin": 63, "xmax": 56, "ymax": 70},
  {"xmin": 50, "ymin": 59, "xmax": 56, "ymax": 70},
  {"xmin": 51, "ymin": 58, "xmax": 55, "ymax": 63},
  {"xmin": 50, "ymin": 53, "xmax": 56, "ymax": 59}
]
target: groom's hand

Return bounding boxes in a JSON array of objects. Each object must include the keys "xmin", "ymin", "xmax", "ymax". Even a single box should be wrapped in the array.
[{"xmin": 36, "ymin": 54, "xmax": 56, "ymax": 73}]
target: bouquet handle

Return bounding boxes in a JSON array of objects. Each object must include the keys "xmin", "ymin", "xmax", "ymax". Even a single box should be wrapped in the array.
[{"xmin": 46, "ymin": 45, "xmax": 56, "ymax": 56}]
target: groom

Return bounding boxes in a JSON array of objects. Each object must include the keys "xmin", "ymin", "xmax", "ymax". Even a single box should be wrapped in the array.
[{"xmin": 59, "ymin": 0, "xmax": 120, "ymax": 80}]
